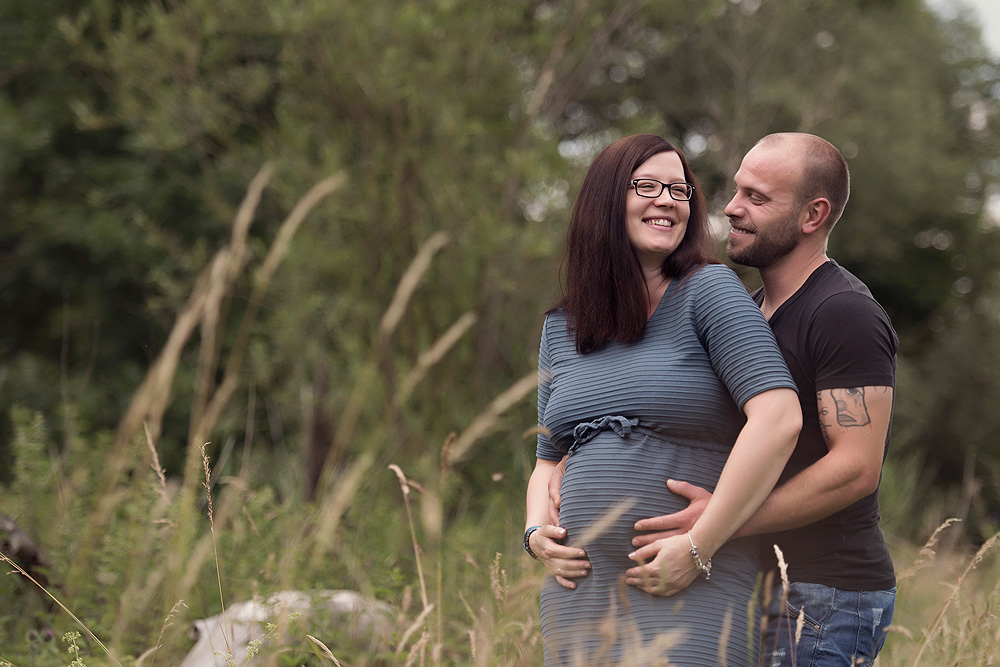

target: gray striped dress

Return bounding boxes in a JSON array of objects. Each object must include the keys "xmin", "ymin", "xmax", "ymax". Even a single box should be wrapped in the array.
[{"xmin": 536, "ymin": 264, "xmax": 795, "ymax": 666}]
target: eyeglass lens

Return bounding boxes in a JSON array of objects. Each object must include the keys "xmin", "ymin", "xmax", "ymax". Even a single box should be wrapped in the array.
[{"xmin": 632, "ymin": 179, "xmax": 692, "ymax": 200}]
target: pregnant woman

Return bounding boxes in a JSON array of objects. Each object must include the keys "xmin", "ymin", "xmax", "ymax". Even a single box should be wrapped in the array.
[{"xmin": 524, "ymin": 134, "xmax": 801, "ymax": 666}]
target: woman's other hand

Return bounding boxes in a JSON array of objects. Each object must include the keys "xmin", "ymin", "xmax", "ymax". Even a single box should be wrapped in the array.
[
  {"xmin": 530, "ymin": 525, "xmax": 591, "ymax": 589},
  {"xmin": 624, "ymin": 533, "xmax": 701, "ymax": 597}
]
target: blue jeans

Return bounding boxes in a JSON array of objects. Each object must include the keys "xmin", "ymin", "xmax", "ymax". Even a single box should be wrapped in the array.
[{"xmin": 762, "ymin": 582, "xmax": 895, "ymax": 667}]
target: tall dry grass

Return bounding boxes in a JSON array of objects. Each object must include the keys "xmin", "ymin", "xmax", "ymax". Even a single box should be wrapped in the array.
[
  {"xmin": 1, "ymin": 170, "xmax": 999, "ymax": 666},
  {"xmin": 0, "ymin": 167, "xmax": 542, "ymax": 665}
]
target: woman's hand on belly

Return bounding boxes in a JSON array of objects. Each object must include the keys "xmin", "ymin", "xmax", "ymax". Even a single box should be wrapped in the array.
[
  {"xmin": 624, "ymin": 533, "xmax": 700, "ymax": 597},
  {"xmin": 529, "ymin": 525, "xmax": 591, "ymax": 589}
]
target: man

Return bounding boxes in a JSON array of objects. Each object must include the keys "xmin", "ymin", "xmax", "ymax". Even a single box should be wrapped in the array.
[
  {"xmin": 632, "ymin": 132, "xmax": 897, "ymax": 666},
  {"xmin": 549, "ymin": 133, "xmax": 897, "ymax": 666}
]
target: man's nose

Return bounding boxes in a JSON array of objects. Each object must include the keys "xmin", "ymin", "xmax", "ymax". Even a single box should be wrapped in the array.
[{"xmin": 723, "ymin": 196, "xmax": 740, "ymax": 217}]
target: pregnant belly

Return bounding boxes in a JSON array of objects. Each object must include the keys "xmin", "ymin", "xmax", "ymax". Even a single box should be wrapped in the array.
[{"xmin": 558, "ymin": 430, "xmax": 728, "ymax": 566}]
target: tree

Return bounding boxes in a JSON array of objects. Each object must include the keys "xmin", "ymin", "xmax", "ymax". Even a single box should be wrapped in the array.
[
  {"xmin": 2, "ymin": 0, "xmax": 998, "ymax": 542},
  {"xmin": 546, "ymin": 0, "xmax": 1000, "ymax": 536}
]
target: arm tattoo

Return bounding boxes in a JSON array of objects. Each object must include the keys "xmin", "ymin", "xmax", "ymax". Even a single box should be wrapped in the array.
[
  {"xmin": 817, "ymin": 391, "xmax": 832, "ymax": 444},
  {"xmin": 828, "ymin": 387, "xmax": 872, "ymax": 427}
]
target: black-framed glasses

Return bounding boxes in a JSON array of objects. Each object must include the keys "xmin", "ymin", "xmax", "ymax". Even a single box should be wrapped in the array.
[{"xmin": 630, "ymin": 179, "xmax": 695, "ymax": 201}]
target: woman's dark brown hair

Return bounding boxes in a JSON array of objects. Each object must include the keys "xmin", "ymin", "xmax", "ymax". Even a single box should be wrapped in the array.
[{"xmin": 554, "ymin": 134, "xmax": 716, "ymax": 353}]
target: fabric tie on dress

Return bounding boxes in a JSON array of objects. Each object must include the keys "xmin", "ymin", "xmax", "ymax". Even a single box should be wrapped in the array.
[{"xmin": 568, "ymin": 415, "xmax": 639, "ymax": 455}]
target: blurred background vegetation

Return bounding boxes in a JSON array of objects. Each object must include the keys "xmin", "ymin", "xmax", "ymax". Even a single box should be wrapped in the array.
[{"xmin": 1, "ymin": 0, "xmax": 999, "ymax": 664}]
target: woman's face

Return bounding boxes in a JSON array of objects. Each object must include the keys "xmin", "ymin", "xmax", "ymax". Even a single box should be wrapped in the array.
[{"xmin": 625, "ymin": 150, "xmax": 690, "ymax": 271}]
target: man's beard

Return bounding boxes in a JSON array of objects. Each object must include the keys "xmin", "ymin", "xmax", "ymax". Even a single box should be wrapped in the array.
[{"xmin": 726, "ymin": 216, "xmax": 799, "ymax": 268}]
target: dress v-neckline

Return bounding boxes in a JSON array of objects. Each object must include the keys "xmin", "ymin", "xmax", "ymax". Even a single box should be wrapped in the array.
[{"xmin": 647, "ymin": 277, "xmax": 680, "ymax": 321}]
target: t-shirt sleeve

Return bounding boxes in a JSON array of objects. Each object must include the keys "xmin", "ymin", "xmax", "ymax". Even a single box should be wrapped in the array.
[
  {"xmin": 809, "ymin": 292, "xmax": 898, "ymax": 390},
  {"xmin": 535, "ymin": 316, "xmax": 563, "ymax": 461},
  {"xmin": 692, "ymin": 265, "xmax": 797, "ymax": 408}
]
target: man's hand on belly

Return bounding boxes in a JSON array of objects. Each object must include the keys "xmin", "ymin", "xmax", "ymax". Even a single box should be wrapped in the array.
[{"xmin": 631, "ymin": 479, "xmax": 711, "ymax": 548}]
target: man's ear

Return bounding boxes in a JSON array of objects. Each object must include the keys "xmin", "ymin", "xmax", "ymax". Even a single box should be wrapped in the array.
[{"xmin": 801, "ymin": 198, "xmax": 832, "ymax": 235}]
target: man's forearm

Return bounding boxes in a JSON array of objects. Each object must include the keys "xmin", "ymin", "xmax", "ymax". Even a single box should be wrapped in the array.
[
  {"xmin": 736, "ymin": 450, "xmax": 873, "ymax": 537},
  {"xmin": 738, "ymin": 385, "xmax": 892, "ymax": 537}
]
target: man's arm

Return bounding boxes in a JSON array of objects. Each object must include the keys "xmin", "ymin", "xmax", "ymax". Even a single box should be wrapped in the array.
[
  {"xmin": 736, "ymin": 385, "xmax": 892, "ymax": 536},
  {"xmin": 632, "ymin": 384, "xmax": 893, "ymax": 545},
  {"xmin": 625, "ymin": 387, "xmax": 800, "ymax": 595}
]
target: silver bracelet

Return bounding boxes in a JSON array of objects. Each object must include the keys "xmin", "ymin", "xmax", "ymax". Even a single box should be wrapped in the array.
[{"xmin": 687, "ymin": 532, "xmax": 712, "ymax": 580}]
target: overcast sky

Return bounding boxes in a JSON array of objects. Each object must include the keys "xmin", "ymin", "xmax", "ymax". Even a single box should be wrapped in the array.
[
  {"xmin": 967, "ymin": 0, "xmax": 1000, "ymax": 56},
  {"xmin": 931, "ymin": 0, "xmax": 1000, "ymax": 57}
]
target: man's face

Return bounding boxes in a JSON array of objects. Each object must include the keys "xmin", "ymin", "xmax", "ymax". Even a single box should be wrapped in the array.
[{"xmin": 723, "ymin": 142, "xmax": 805, "ymax": 268}]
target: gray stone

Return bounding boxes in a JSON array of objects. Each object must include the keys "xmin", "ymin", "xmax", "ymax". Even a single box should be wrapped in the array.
[{"xmin": 178, "ymin": 590, "xmax": 394, "ymax": 667}]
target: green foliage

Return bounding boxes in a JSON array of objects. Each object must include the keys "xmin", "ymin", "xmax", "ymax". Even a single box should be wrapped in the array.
[
  {"xmin": 4, "ymin": 0, "xmax": 995, "ymax": 533},
  {"xmin": 4, "ymin": 0, "xmax": 994, "ymax": 523},
  {"xmin": 1, "ymin": 409, "xmax": 998, "ymax": 665},
  {"xmin": 63, "ymin": 632, "xmax": 87, "ymax": 667},
  {"xmin": 2, "ymin": 0, "xmax": 1000, "ymax": 661},
  {"xmin": 563, "ymin": 0, "xmax": 1000, "ymax": 527}
]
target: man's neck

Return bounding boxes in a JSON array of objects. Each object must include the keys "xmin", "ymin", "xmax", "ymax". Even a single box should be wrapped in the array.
[{"xmin": 757, "ymin": 247, "xmax": 830, "ymax": 320}]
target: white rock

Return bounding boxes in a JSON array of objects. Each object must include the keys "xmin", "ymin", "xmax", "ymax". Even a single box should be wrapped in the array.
[{"xmin": 178, "ymin": 590, "xmax": 394, "ymax": 667}]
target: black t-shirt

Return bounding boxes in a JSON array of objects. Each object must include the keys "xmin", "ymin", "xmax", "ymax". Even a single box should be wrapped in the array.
[{"xmin": 755, "ymin": 260, "xmax": 897, "ymax": 590}]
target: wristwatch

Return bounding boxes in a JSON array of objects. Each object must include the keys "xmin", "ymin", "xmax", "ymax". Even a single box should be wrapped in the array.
[{"xmin": 524, "ymin": 525, "xmax": 541, "ymax": 559}]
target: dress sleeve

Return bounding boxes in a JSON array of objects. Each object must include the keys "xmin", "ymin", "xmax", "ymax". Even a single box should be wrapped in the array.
[
  {"xmin": 809, "ymin": 292, "xmax": 898, "ymax": 390},
  {"xmin": 535, "ymin": 316, "xmax": 563, "ymax": 460},
  {"xmin": 691, "ymin": 265, "xmax": 797, "ymax": 409}
]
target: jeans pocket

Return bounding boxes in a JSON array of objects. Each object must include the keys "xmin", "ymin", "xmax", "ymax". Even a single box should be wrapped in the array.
[
  {"xmin": 774, "ymin": 582, "xmax": 835, "ymax": 630},
  {"xmin": 860, "ymin": 587, "xmax": 896, "ymax": 657}
]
